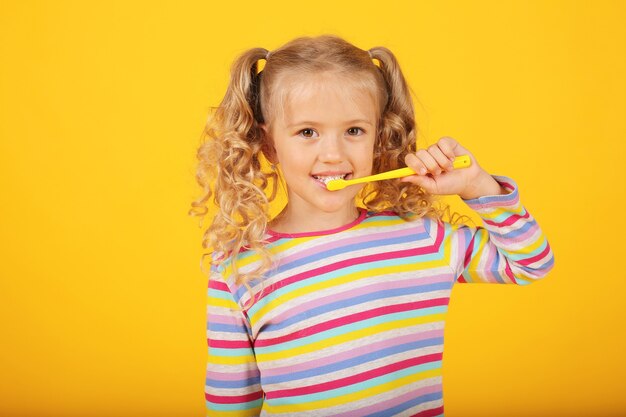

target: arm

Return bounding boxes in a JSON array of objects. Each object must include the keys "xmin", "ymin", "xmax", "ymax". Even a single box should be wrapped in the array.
[
  {"xmin": 206, "ymin": 266, "xmax": 263, "ymax": 416},
  {"xmin": 451, "ymin": 175, "xmax": 555, "ymax": 284},
  {"xmin": 400, "ymin": 137, "xmax": 554, "ymax": 284}
]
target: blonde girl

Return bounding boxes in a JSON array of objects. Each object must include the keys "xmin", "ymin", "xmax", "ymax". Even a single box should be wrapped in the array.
[{"xmin": 190, "ymin": 34, "xmax": 554, "ymax": 417}]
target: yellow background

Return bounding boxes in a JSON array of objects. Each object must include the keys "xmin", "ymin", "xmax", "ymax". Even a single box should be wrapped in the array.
[{"xmin": 1, "ymin": 1, "xmax": 624, "ymax": 416}]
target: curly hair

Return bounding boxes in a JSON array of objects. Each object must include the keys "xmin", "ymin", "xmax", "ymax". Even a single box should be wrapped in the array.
[{"xmin": 189, "ymin": 34, "xmax": 472, "ymax": 288}]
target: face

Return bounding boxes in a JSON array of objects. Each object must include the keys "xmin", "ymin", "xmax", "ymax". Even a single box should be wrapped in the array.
[{"xmin": 262, "ymin": 72, "xmax": 379, "ymax": 231}]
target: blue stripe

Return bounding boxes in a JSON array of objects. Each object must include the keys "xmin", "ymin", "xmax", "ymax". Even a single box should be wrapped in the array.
[
  {"xmin": 496, "ymin": 237, "xmax": 548, "ymax": 262},
  {"xmin": 463, "ymin": 179, "xmax": 519, "ymax": 207},
  {"xmin": 275, "ymin": 228, "xmax": 429, "ymax": 274},
  {"xmin": 264, "ymin": 282, "xmax": 452, "ymax": 332},
  {"xmin": 247, "ymin": 254, "xmax": 448, "ymax": 318},
  {"xmin": 235, "ymin": 230, "xmax": 430, "ymax": 301},
  {"xmin": 364, "ymin": 391, "xmax": 443, "ymax": 417},
  {"xmin": 262, "ymin": 337, "xmax": 444, "ymax": 384},
  {"xmin": 269, "ymin": 360, "xmax": 442, "ymax": 405},
  {"xmin": 205, "ymin": 376, "xmax": 260, "ymax": 389},
  {"xmin": 206, "ymin": 398, "xmax": 263, "ymax": 411},
  {"xmin": 254, "ymin": 306, "xmax": 447, "ymax": 355},
  {"xmin": 515, "ymin": 237, "xmax": 549, "ymax": 261},
  {"xmin": 486, "ymin": 217, "xmax": 535, "ymax": 239},
  {"xmin": 209, "ymin": 347, "xmax": 253, "ymax": 357},
  {"xmin": 208, "ymin": 323, "xmax": 244, "ymax": 333},
  {"xmin": 208, "ymin": 288, "xmax": 234, "ymax": 301},
  {"xmin": 542, "ymin": 253, "xmax": 555, "ymax": 269}
]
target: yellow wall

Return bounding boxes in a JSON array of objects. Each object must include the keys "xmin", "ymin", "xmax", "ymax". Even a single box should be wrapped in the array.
[{"xmin": 1, "ymin": 1, "xmax": 624, "ymax": 416}]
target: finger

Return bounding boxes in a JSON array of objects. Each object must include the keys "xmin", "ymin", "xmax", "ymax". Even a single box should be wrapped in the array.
[
  {"xmin": 405, "ymin": 153, "xmax": 428, "ymax": 175},
  {"xmin": 437, "ymin": 137, "xmax": 458, "ymax": 162},
  {"xmin": 428, "ymin": 144, "xmax": 454, "ymax": 172},
  {"xmin": 416, "ymin": 149, "xmax": 441, "ymax": 175}
]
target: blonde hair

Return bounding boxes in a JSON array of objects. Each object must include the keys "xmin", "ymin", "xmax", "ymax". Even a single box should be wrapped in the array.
[{"xmin": 189, "ymin": 34, "xmax": 472, "ymax": 287}]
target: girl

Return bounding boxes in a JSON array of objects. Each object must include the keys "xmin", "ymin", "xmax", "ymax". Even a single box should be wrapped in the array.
[{"xmin": 190, "ymin": 35, "xmax": 554, "ymax": 417}]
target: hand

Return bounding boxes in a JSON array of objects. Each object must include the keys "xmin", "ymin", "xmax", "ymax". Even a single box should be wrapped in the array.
[{"xmin": 400, "ymin": 136, "xmax": 504, "ymax": 199}]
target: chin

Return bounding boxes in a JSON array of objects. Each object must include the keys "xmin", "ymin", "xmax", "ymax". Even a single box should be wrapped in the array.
[{"xmin": 317, "ymin": 198, "xmax": 357, "ymax": 213}]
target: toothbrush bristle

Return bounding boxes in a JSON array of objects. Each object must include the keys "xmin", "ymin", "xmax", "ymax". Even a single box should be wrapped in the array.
[{"xmin": 326, "ymin": 179, "xmax": 345, "ymax": 191}]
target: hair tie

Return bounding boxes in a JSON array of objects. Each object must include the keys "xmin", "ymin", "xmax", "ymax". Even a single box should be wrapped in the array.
[
  {"xmin": 368, "ymin": 49, "xmax": 373, "ymax": 59},
  {"xmin": 266, "ymin": 50, "xmax": 272, "ymax": 60}
]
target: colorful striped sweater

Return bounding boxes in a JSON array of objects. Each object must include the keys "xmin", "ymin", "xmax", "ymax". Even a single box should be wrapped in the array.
[{"xmin": 205, "ymin": 175, "xmax": 555, "ymax": 416}]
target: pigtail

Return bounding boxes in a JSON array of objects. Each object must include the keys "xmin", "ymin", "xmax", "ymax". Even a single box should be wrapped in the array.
[
  {"xmin": 190, "ymin": 47, "xmax": 277, "ymax": 288},
  {"xmin": 363, "ymin": 47, "xmax": 440, "ymax": 220}
]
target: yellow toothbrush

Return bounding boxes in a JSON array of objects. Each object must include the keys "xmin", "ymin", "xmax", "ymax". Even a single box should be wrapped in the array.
[{"xmin": 326, "ymin": 155, "xmax": 471, "ymax": 191}]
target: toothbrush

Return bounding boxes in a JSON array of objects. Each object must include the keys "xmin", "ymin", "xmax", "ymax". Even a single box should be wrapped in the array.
[{"xmin": 326, "ymin": 155, "xmax": 471, "ymax": 191}]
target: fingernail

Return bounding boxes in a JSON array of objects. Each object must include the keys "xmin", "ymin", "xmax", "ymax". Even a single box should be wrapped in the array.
[{"xmin": 419, "ymin": 168, "xmax": 427, "ymax": 175}]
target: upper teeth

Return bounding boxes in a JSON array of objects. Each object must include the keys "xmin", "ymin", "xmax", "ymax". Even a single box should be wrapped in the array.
[{"xmin": 314, "ymin": 174, "xmax": 347, "ymax": 184}]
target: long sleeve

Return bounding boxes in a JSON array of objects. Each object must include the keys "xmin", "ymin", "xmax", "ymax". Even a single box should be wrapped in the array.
[
  {"xmin": 449, "ymin": 175, "xmax": 555, "ymax": 284},
  {"xmin": 205, "ymin": 265, "xmax": 263, "ymax": 416}
]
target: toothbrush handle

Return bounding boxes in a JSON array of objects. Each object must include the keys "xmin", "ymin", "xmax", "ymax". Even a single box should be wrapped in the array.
[
  {"xmin": 357, "ymin": 167, "xmax": 415, "ymax": 183},
  {"xmin": 362, "ymin": 155, "xmax": 472, "ymax": 182}
]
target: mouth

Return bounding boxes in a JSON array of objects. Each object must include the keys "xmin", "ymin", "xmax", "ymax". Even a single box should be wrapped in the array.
[{"xmin": 311, "ymin": 173, "xmax": 352, "ymax": 186}]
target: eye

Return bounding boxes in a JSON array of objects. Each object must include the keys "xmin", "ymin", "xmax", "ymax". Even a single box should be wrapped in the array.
[
  {"xmin": 298, "ymin": 128, "xmax": 318, "ymax": 139},
  {"xmin": 347, "ymin": 127, "xmax": 365, "ymax": 135}
]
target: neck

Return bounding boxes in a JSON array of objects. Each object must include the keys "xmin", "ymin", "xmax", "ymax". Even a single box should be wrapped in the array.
[{"xmin": 269, "ymin": 205, "xmax": 361, "ymax": 234}]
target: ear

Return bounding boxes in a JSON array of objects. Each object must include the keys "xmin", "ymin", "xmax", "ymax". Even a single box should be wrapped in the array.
[{"xmin": 259, "ymin": 123, "xmax": 278, "ymax": 164}]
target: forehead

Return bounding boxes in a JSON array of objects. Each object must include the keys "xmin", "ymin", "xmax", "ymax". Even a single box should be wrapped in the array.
[{"xmin": 275, "ymin": 72, "xmax": 379, "ymax": 126}]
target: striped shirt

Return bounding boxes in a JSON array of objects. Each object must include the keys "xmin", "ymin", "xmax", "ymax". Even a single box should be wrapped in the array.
[{"xmin": 205, "ymin": 175, "xmax": 555, "ymax": 416}]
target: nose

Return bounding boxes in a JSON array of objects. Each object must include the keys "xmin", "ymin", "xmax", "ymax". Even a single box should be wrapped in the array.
[{"xmin": 318, "ymin": 133, "xmax": 346, "ymax": 164}]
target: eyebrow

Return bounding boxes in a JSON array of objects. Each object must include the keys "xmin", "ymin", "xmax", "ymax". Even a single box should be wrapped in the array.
[{"xmin": 287, "ymin": 119, "xmax": 373, "ymax": 128}]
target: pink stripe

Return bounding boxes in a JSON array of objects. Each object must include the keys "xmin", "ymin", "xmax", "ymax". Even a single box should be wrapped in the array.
[
  {"xmin": 208, "ymin": 313, "xmax": 240, "ymax": 325},
  {"xmin": 206, "ymin": 390, "xmax": 263, "ymax": 404},
  {"xmin": 209, "ymin": 279, "xmax": 229, "ymax": 292},
  {"xmin": 266, "ymin": 274, "xmax": 452, "ymax": 329},
  {"xmin": 503, "ymin": 258, "xmax": 517, "ymax": 283},
  {"xmin": 484, "ymin": 238, "xmax": 497, "ymax": 282},
  {"xmin": 267, "ymin": 208, "xmax": 368, "ymax": 238},
  {"xmin": 484, "ymin": 210, "xmax": 529, "ymax": 227},
  {"xmin": 474, "ymin": 199, "xmax": 517, "ymax": 210},
  {"xmin": 206, "ymin": 369, "xmax": 259, "ymax": 381},
  {"xmin": 411, "ymin": 405, "xmax": 444, "ymax": 417},
  {"xmin": 255, "ymin": 298, "xmax": 448, "ymax": 347},
  {"xmin": 253, "ymin": 222, "xmax": 445, "ymax": 305},
  {"xmin": 279, "ymin": 223, "xmax": 426, "ymax": 266},
  {"xmin": 499, "ymin": 180, "xmax": 515, "ymax": 191},
  {"xmin": 266, "ymin": 352, "xmax": 443, "ymax": 399},
  {"xmin": 517, "ymin": 242, "xmax": 552, "ymax": 266},
  {"xmin": 332, "ymin": 383, "xmax": 441, "ymax": 417},
  {"xmin": 463, "ymin": 233, "xmax": 475, "ymax": 270},
  {"xmin": 209, "ymin": 338, "xmax": 251, "ymax": 348},
  {"xmin": 262, "ymin": 329, "xmax": 444, "ymax": 377}
]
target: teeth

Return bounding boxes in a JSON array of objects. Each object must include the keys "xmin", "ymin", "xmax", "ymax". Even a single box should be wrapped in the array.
[{"xmin": 313, "ymin": 174, "xmax": 347, "ymax": 184}]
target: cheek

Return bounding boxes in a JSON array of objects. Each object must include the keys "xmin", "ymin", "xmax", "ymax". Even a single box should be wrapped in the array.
[
  {"xmin": 278, "ymin": 146, "xmax": 301, "ymax": 163},
  {"xmin": 276, "ymin": 147, "xmax": 309, "ymax": 175},
  {"xmin": 274, "ymin": 142, "xmax": 295, "ymax": 164},
  {"xmin": 357, "ymin": 142, "xmax": 376, "ymax": 168}
]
